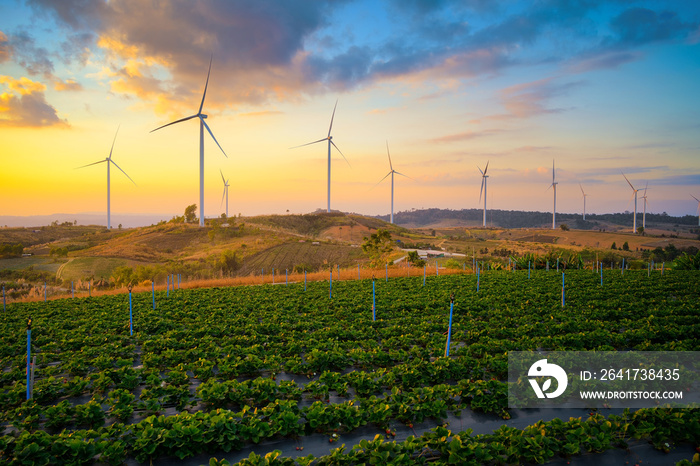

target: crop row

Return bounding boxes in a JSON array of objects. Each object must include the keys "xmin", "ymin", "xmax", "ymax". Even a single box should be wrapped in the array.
[{"xmin": 2, "ymin": 404, "xmax": 698, "ymax": 465}]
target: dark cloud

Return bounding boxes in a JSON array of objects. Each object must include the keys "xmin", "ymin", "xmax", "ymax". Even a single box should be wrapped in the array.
[
  {"xmin": 609, "ymin": 8, "xmax": 694, "ymax": 46},
  {"xmin": 10, "ymin": 30, "xmax": 55, "ymax": 79},
  {"xmin": 0, "ymin": 31, "xmax": 11, "ymax": 62},
  {"xmin": 0, "ymin": 77, "xmax": 68, "ymax": 127},
  {"xmin": 20, "ymin": 0, "xmax": 700, "ymax": 109}
]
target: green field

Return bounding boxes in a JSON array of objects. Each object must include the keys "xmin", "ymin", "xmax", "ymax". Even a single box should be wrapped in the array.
[{"xmin": 0, "ymin": 269, "xmax": 698, "ymax": 464}]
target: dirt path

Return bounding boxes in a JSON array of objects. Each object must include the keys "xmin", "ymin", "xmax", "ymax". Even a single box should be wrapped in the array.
[{"xmin": 55, "ymin": 258, "xmax": 74, "ymax": 281}]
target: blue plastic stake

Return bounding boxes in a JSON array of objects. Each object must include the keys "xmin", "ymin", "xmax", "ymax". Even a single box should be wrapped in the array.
[
  {"xmin": 372, "ymin": 279, "xmax": 376, "ymax": 321},
  {"xmin": 477, "ymin": 266, "xmax": 480, "ymax": 292},
  {"xmin": 152, "ymin": 281, "xmax": 155, "ymax": 310},
  {"xmin": 562, "ymin": 273, "xmax": 565, "ymax": 307},
  {"xmin": 557, "ymin": 258, "xmax": 559, "ymax": 272},
  {"xmin": 89, "ymin": 282, "xmax": 91, "ymax": 297},
  {"xmin": 436, "ymin": 260, "xmax": 439, "ymax": 276},
  {"xmin": 662, "ymin": 262, "xmax": 665, "ymax": 275},
  {"xmin": 337, "ymin": 264, "xmax": 340, "ymax": 276},
  {"xmin": 622, "ymin": 258, "xmax": 625, "ymax": 275},
  {"xmin": 600, "ymin": 263, "xmax": 603, "ymax": 287},
  {"xmin": 445, "ymin": 295, "xmax": 454, "ymax": 357},
  {"xmin": 423, "ymin": 264, "xmax": 426, "ymax": 287},
  {"xmin": 178, "ymin": 273, "xmax": 181, "ymax": 289},
  {"xmin": 358, "ymin": 264, "xmax": 361, "ymax": 280},
  {"xmin": 330, "ymin": 269, "xmax": 333, "ymax": 299},
  {"xmin": 26, "ymin": 322, "xmax": 31, "ymax": 400},
  {"xmin": 166, "ymin": 275, "xmax": 169, "ymax": 298},
  {"xmin": 547, "ymin": 260, "xmax": 549, "ymax": 271},
  {"xmin": 71, "ymin": 281, "xmax": 74, "ymax": 298},
  {"xmin": 262, "ymin": 268, "xmax": 264, "ymax": 283},
  {"xmin": 129, "ymin": 288, "xmax": 133, "ymax": 336}
]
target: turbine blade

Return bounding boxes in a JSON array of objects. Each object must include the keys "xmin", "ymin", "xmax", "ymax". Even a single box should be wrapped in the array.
[
  {"xmin": 552, "ymin": 159, "xmax": 555, "ymax": 182},
  {"xmin": 579, "ymin": 183, "xmax": 585, "ymax": 196},
  {"xmin": 692, "ymin": 194, "xmax": 700, "ymax": 203},
  {"xmin": 202, "ymin": 119, "xmax": 228, "ymax": 158},
  {"xmin": 328, "ymin": 99, "xmax": 338, "ymax": 137},
  {"xmin": 477, "ymin": 165, "xmax": 484, "ymax": 176},
  {"xmin": 75, "ymin": 159, "xmax": 107, "ymax": 169},
  {"xmin": 109, "ymin": 159, "xmax": 137, "ymax": 186},
  {"xmin": 108, "ymin": 124, "xmax": 120, "ymax": 160},
  {"xmin": 220, "ymin": 169, "xmax": 226, "ymax": 185},
  {"xmin": 622, "ymin": 172, "xmax": 635, "ymax": 190},
  {"xmin": 289, "ymin": 138, "xmax": 327, "ymax": 149},
  {"xmin": 221, "ymin": 187, "xmax": 226, "ymax": 208},
  {"xmin": 386, "ymin": 140, "xmax": 393, "ymax": 171},
  {"xmin": 394, "ymin": 170, "xmax": 413, "ymax": 180},
  {"xmin": 199, "ymin": 55, "xmax": 213, "ymax": 115},
  {"xmin": 484, "ymin": 160, "xmax": 489, "ymax": 176},
  {"xmin": 373, "ymin": 171, "xmax": 392, "ymax": 188},
  {"xmin": 479, "ymin": 178, "xmax": 485, "ymax": 203},
  {"xmin": 150, "ymin": 114, "xmax": 198, "ymax": 133},
  {"xmin": 330, "ymin": 140, "xmax": 350, "ymax": 167}
]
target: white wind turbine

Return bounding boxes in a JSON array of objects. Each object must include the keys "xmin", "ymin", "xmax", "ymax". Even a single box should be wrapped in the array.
[
  {"xmin": 622, "ymin": 172, "xmax": 639, "ymax": 233},
  {"xmin": 579, "ymin": 183, "xmax": 587, "ymax": 220},
  {"xmin": 76, "ymin": 125, "xmax": 135, "ymax": 229},
  {"xmin": 547, "ymin": 160, "xmax": 557, "ymax": 229},
  {"xmin": 641, "ymin": 182, "xmax": 649, "ymax": 229},
  {"xmin": 220, "ymin": 169, "xmax": 230, "ymax": 219},
  {"xmin": 478, "ymin": 161, "xmax": 489, "ymax": 227},
  {"xmin": 151, "ymin": 56, "xmax": 227, "ymax": 227},
  {"xmin": 290, "ymin": 100, "xmax": 349, "ymax": 213},
  {"xmin": 691, "ymin": 194, "xmax": 700, "ymax": 226},
  {"xmin": 375, "ymin": 141, "xmax": 410, "ymax": 224}
]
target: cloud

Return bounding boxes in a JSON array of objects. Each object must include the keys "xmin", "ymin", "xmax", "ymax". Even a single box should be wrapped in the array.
[
  {"xmin": 0, "ymin": 75, "xmax": 68, "ymax": 127},
  {"xmin": 9, "ymin": 30, "xmax": 55, "ymax": 79},
  {"xmin": 239, "ymin": 110, "xmax": 284, "ymax": 118},
  {"xmin": 609, "ymin": 8, "xmax": 695, "ymax": 47},
  {"xmin": 430, "ymin": 129, "xmax": 502, "ymax": 144},
  {"xmin": 54, "ymin": 78, "xmax": 83, "ymax": 91},
  {"xmin": 0, "ymin": 31, "xmax": 11, "ymax": 63}
]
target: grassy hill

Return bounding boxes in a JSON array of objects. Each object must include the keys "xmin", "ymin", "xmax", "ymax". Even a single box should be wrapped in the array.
[{"xmin": 2, "ymin": 211, "xmax": 699, "ymax": 302}]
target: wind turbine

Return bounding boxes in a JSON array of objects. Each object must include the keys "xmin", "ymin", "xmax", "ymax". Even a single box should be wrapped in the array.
[
  {"xmin": 547, "ymin": 160, "xmax": 557, "ymax": 229},
  {"xmin": 691, "ymin": 194, "xmax": 700, "ymax": 226},
  {"xmin": 220, "ymin": 169, "xmax": 230, "ymax": 219},
  {"xmin": 76, "ymin": 125, "xmax": 135, "ymax": 229},
  {"xmin": 150, "ymin": 56, "xmax": 227, "ymax": 227},
  {"xmin": 622, "ymin": 172, "xmax": 639, "ymax": 233},
  {"xmin": 641, "ymin": 182, "xmax": 649, "ymax": 229},
  {"xmin": 290, "ymin": 100, "xmax": 349, "ymax": 213},
  {"xmin": 375, "ymin": 141, "xmax": 410, "ymax": 224},
  {"xmin": 478, "ymin": 162, "xmax": 489, "ymax": 227},
  {"xmin": 579, "ymin": 183, "xmax": 587, "ymax": 220}
]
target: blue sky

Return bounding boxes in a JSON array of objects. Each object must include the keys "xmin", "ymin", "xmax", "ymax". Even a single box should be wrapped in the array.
[{"xmin": 1, "ymin": 0, "xmax": 699, "ymax": 223}]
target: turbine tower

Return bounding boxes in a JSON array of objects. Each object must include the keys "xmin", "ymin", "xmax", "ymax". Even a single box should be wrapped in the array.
[
  {"xmin": 692, "ymin": 194, "xmax": 700, "ymax": 226},
  {"xmin": 547, "ymin": 160, "xmax": 557, "ymax": 229},
  {"xmin": 622, "ymin": 172, "xmax": 639, "ymax": 233},
  {"xmin": 478, "ymin": 162, "xmax": 489, "ymax": 227},
  {"xmin": 641, "ymin": 182, "xmax": 649, "ymax": 229},
  {"xmin": 579, "ymin": 183, "xmax": 587, "ymax": 220},
  {"xmin": 76, "ymin": 125, "xmax": 135, "ymax": 229},
  {"xmin": 376, "ymin": 141, "xmax": 410, "ymax": 224},
  {"xmin": 220, "ymin": 169, "xmax": 230, "ymax": 219},
  {"xmin": 291, "ymin": 100, "xmax": 349, "ymax": 213},
  {"xmin": 151, "ymin": 56, "xmax": 227, "ymax": 227}
]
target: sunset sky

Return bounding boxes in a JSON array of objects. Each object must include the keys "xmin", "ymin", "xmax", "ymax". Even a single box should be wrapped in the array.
[{"xmin": 1, "ymin": 0, "xmax": 699, "ymax": 226}]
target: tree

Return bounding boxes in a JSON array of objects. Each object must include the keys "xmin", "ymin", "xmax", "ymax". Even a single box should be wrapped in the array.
[
  {"xmin": 622, "ymin": 241, "xmax": 629, "ymax": 251},
  {"xmin": 362, "ymin": 229, "xmax": 394, "ymax": 267},
  {"xmin": 637, "ymin": 226, "xmax": 644, "ymax": 236},
  {"xmin": 407, "ymin": 250, "xmax": 426, "ymax": 267},
  {"xmin": 184, "ymin": 204, "xmax": 198, "ymax": 224},
  {"xmin": 560, "ymin": 224, "xmax": 570, "ymax": 231},
  {"xmin": 611, "ymin": 242, "xmax": 617, "ymax": 250}
]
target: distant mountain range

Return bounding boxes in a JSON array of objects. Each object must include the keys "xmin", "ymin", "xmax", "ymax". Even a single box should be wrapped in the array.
[{"xmin": 375, "ymin": 208, "xmax": 699, "ymax": 230}]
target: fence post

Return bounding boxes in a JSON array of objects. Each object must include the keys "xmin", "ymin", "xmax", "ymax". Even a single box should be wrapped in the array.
[
  {"xmin": 128, "ymin": 284, "xmax": 133, "ymax": 336},
  {"xmin": 445, "ymin": 294, "xmax": 454, "ymax": 357},
  {"xmin": 26, "ymin": 318, "xmax": 32, "ymax": 400}
]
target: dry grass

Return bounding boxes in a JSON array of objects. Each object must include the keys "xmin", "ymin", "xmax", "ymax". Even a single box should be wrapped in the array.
[{"xmin": 8, "ymin": 263, "xmax": 472, "ymax": 304}]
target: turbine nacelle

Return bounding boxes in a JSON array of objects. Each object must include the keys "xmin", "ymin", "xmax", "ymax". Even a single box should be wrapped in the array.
[{"xmin": 200, "ymin": 114, "xmax": 208, "ymax": 119}]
